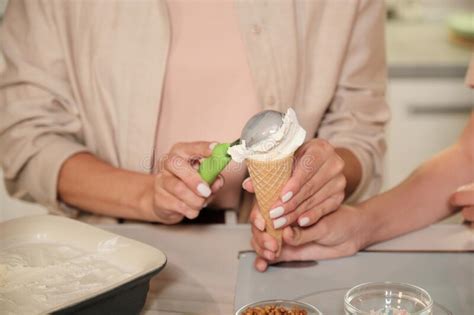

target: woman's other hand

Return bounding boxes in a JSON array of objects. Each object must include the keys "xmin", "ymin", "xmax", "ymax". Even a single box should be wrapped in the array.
[
  {"xmin": 243, "ymin": 139, "xmax": 346, "ymax": 230},
  {"xmin": 146, "ymin": 141, "xmax": 224, "ymax": 224}
]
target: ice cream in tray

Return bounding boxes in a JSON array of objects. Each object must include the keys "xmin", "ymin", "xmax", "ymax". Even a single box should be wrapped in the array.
[{"xmin": 0, "ymin": 215, "xmax": 166, "ymax": 314}]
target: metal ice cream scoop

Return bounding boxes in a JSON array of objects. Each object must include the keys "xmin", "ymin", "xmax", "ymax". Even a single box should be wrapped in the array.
[
  {"xmin": 240, "ymin": 110, "xmax": 284, "ymax": 147},
  {"xmin": 198, "ymin": 110, "xmax": 285, "ymax": 184}
]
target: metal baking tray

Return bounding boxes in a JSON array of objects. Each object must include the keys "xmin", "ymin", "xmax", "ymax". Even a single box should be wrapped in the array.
[{"xmin": 0, "ymin": 215, "xmax": 166, "ymax": 314}]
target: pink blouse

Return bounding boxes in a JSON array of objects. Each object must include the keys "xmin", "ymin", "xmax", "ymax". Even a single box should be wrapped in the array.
[{"xmin": 155, "ymin": 0, "xmax": 261, "ymax": 209}]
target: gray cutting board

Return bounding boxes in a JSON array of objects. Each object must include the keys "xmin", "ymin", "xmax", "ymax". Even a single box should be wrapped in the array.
[{"xmin": 234, "ymin": 252, "xmax": 474, "ymax": 314}]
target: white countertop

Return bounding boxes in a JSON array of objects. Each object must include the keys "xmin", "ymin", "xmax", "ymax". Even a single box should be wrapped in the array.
[{"xmin": 100, "ymin": 223, "xmax": 473, "ymax": 314}]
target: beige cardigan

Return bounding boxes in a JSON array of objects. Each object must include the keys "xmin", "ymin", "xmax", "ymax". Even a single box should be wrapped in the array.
[{"xmin": 0, "ymin": 0, "xmax": 389, "ymax": 217}]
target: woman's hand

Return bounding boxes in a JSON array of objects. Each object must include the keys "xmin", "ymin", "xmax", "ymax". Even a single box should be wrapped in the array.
[
  {"xmin": 146, "ymin": 141, "xmax": 224, "ymax": 224},
  {"xmin": 250, "ymin": 205, "xmax": 371, "ymax": 272},
  {"xmin": 243, "ymin": 138, "xmax": 346, "ymax": 230},
  {"xmin": 451, "ymin": 182, "xmax": 474, "ymax": 227}
]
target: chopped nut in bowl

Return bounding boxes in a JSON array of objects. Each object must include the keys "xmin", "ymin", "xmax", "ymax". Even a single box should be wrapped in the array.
[{"xmin": 235, "ymin": 300, "xmax": 322, "ymax": 315}]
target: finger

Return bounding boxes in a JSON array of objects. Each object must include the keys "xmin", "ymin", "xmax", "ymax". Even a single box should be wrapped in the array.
[
  {"xmin": 282, "ymin": 221, "xmax": 329, "ymax": 247},
  {"xmin": 165, "ymin": 154, "xmax": 212, "ymax": 198},
  {"xmin": 277, "ymin": 139, "xmax": 339, "ymax": 204},
  {"xmin": 249, "ymin": 204, "xmax": 266, "ymax": 232},
  {"xmin": 254, "ymin": 256, "xmax": 269, "ymax": 272},
  {"xmin": 271, "ymin": 176, "xmax": 345, "ymax": 230},
  {"xmin": 210, "ymin": 174, "xmax": 225, "ymax": 193},
  {"xmin": 170, "ymin": 141, "xmax": 214, "ymax": 159},
  {"xmin": 242, "ymin": 177, "xmax": 254, "ymax": 193},
  {"xmin": 278, "ymin": 241, "xmax": 358, "ymax": 262},
  {"xmin": 251, "ymin": 237, "xmax": 276, "ymax": 261},
  {"xmin": 268, "ymin": 153, "xmax": 344, "ymax": 222},
  {"xmin": 252, "ymin": 225, "xmax": 279, "ymax": 253},
  {"xmin": 296, "ymin": 192, "xmax": 345, "ymax": 227},
  {"xmin": 153, "ymin": 186, "xmax": 198, "ymax": 221},
  {"xmin": 451, "ymin": 189, "xmax": 474, "ymax": 207},
  {"xmin": 462, "ymin": 206, "xmax": 474, "ymax": 222},
  {"xmin": 162, "ymin": 173, "xmax": 206, "ymax": 210}
]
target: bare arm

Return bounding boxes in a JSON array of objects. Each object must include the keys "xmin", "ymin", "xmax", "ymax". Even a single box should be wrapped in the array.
[
  {"xmin": 335, "ymin": 148, "xmax": 362, "ymax": 198},
  {"xmin": 58, "ymin": 142, "xmax": 221, "ymax": 224},
  {"xmin": 249, "ymin": 116, "xmax": 473, "ymax": 271},
  {"xmin": 58, "ymin": 153, "xmax": 156, "ymax": 221},
  {"xmin": 360, "ymin": 115, "xmax": 474, "ymax": 246}
]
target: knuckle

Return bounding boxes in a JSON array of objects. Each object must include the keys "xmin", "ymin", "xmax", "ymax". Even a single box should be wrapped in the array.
[
  {"xmin": 336, "ymin": 176, "xmax": 347, "ymax": 192},
  {"xmin": 334, "ymin": 193, "xmax": 345, "ymax": 206},
  {"xmin": 175, "ymin": 200, "xmax": 189, "ymax": 213},
  {"xmin": 287, "ymin": 198, "xmax": 299, "ymax": 212},
  {"xmin": 170, "ymin": 142, "xmax": 184, "ymax": 153},
  {"xmin": 174, "ymin": 182, "xmax": 187, "ymax": 195},
  {"xmin": 312, "ymin": 206, "xmax": 325, "ymax": 219},
  {"xmin": 334, "ymin": 156, "xmax": 345, "ymax": 173},
  {"xmin": 345, "ymin": 241, "xmax": 359, "ymax": 255},
  {"xmin": 317, "ymin": 139, "xmax": 333, "ymax": 152},
  {"xmin": 291, "ymin": 232, "xmax": 303, "ymax": 246}
]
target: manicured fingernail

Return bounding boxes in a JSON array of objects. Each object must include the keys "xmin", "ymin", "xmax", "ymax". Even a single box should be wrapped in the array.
[
  {"xmin": 255, "ymin": 217, "xmax": 265, "ymax": 231},
  {"xmin": 273, "ymin": 217, "xmax": 287, "ymax": 229},
  {"xmin": 197, "ymin": 183, "xmax": 211, "ymax": 197},
  {"xmin": 209, "ymin": 142, "xmax": 218, "ymax": 150},
  {"xmin": 269, "ymin": 206, "xmax": 284, "ymax": 219},
  {"xmin": 457, "ymin": 184, "xmax": 473, "ymax": 192},
  {"xmin": 242, "ymin": 177, "xmax": 251, "ymax": 189},
  {"xmin": 202, "ymin": 202, "xmax": 208, "ymax": 208},
  {"xmin": 298, "ymin": 217, "xmax": 310, "ymax": 227},
  {"xmin": 281, "ymin": 191, "xmax": 293, "ymax": 203}
]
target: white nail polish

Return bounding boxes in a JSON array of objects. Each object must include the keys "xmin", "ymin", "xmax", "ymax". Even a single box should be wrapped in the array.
[
  {"xmin": 269, "ymin": 206, "xmax": 284, "ymax": 219},
  {"xmin": 281, "ymin": 191, "xmax": 293, "ymax": 203},
  {"xmin": 197, "ymin": 183, "xmax": 211, "ymax": 197},
  {"xmin": 457, "ymin": 183, "xmax": 474, "ymax": 192},
  {"xmin": 255, "ymin": 218, "xmax": 265, "ymax": 231},
  {"xmin": 273, "ymin": 217, "xmax": 287, "ymax": 229},
  {"xmin": 298, "ymin": 217, "xmax": 310, "ymax": 227}
]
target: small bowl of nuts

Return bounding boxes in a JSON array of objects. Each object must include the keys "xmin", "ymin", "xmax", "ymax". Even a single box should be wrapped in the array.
[{"xmin": 235, "ymin": 300, "xmax": 322, "ymax": 315}]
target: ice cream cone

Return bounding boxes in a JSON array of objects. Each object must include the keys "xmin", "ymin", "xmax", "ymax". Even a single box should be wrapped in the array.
[{"xmin": 246, "ymin": 155, "xmax": 294, "ymax": 255}]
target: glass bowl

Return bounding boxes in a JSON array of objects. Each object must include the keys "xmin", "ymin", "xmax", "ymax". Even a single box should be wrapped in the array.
[
  {"xmin": 235, "ymin": 299, "xmax": 322, "ymax": 315},
  {"xmin": 344, "ymin": 282, "xmax": 433, "ymax": 315}
]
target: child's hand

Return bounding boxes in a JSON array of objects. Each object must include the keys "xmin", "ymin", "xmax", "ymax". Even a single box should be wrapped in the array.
[
  {"xmin": 451, "ymin": 182, "xmax": 474, "ymax": 227},
  {"xmin": 249, "ymin": 205, "xmax": 371, "ymax": 272}
]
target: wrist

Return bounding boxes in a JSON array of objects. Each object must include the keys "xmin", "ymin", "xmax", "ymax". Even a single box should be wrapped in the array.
[
  {"xmin": 129, "ymin": 173, "xmax": 158, "ymax": 222},
  {"xmin": 355, "ymin": 202, "xmax": 378, "ymax": 249}
]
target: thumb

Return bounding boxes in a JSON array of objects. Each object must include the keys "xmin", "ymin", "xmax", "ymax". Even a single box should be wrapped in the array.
[
  {"xmin": 210, "ymin": 174, "xmax": 225, "ymax": 193},
  {"xmin": 242, "ymin": 177, "xmax": 255, "ymax": 193}
]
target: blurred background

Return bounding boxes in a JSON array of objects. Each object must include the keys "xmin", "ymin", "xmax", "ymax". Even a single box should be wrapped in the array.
[{"xmin": 0, "ymin": 0, "xmax": 472, "ymax": 222}]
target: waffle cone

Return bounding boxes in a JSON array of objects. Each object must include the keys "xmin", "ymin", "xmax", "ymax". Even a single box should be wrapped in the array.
[{"xmin": 247, "ymin": 155, "xmax": 294, "ymax": 254}]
